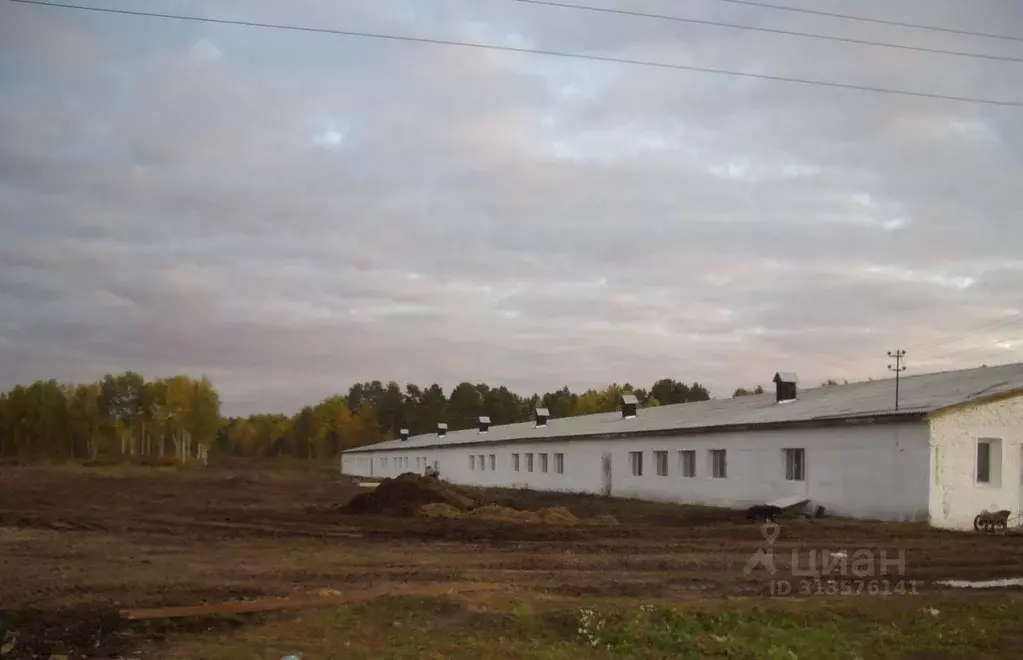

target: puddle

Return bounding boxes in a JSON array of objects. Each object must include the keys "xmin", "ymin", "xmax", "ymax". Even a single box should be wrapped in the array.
[{"xmin": 935, "ymin": 577, "xmax": 1023, "ymax": 589}]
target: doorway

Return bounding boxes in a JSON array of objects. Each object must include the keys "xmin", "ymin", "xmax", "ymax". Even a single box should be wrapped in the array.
[{"xmin": 601, "ymin": 452, "xmax": 612, "ymax": 497}]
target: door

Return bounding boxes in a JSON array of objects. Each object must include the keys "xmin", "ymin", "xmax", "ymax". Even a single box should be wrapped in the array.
[{"xmin": 601, "ymin": 452, "xmax": 612, "ymax": 497}]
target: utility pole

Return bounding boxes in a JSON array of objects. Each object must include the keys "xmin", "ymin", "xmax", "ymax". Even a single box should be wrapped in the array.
[{"xmin": 887, "ymin": 350, "xmax": 906, "ymax": 410}]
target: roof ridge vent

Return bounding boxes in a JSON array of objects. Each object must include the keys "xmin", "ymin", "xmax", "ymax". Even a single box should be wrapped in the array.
[
  {"xmin": 534, "ymin": 407, "xmax": 549, "ymax": 428},
  {"xmin": 620, "ymin": 394, "xmax": 639, "ymax": 419},
  {"xmin": 773, "ymin": 372, "xmax": 798, "ymax": 403}
]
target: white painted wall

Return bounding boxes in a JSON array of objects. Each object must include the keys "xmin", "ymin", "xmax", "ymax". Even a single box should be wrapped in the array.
[
  {"xmin": 928, "ymin": 395, "xmax": 1023, "ymax": 531},
  {"xmin": 342, "ymin": 420, "xmax": 932, "ymax": 522}
]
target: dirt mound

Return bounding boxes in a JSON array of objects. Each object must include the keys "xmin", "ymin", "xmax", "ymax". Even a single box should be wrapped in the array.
[
  {"xmin": 466, "ymin": 504, "xmax": 541, "ymax": 523},
  {"xmin": 537, "ymin": 506, "xmax": 579, "ymax": 525},
  {"xmin": 417, "ymin": 503, "xmax": 585, "ymax": 526},
  {"xmin": 340, "ymin": 474, "xmax": 476, "ymax": 516},
  {"xmin": 588, "ymin": 514, "xmax": 620, "ymax": 527},
  {"xmin": 419, "ymin": 503, "xmax": 465, "ymax": 519}
]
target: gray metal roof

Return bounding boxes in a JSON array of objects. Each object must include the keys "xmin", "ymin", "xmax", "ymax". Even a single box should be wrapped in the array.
[
  {"xmin": 621, "ymin": 394, "xmax": 639, "ymax": 406},
  {"xmin": 344, "ymin": 362, "xmax": 1023, "ymax": 454},
  {"xmin": 478, "ymin": 416, "xmax": 491, "ymax": 424}
]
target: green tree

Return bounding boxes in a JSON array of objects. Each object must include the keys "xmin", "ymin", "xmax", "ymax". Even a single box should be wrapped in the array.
[{"xmin": 448, "ymin": 382, "xmax": 484, "ymax": 430}]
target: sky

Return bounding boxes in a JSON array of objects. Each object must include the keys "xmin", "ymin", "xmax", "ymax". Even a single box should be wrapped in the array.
[{"xmin": 1, "ymin": 0, "xmax": 1022, "ymax": 415}]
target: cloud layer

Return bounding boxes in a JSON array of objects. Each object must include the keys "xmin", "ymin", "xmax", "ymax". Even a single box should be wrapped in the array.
[{"xmin": 2, "ymin": 0, "xmax": 1022, "ymax": 414}]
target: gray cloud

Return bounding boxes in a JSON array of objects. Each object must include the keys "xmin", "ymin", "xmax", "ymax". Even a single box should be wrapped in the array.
[{"xmin": 1, "ymin": 0, "xmax": 1022, "ymax": 414}]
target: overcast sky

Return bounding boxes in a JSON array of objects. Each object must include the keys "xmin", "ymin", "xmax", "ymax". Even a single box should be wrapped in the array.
[{"xmin": 2, "ymin": 0, "xmax": 1022, "ymax": 415}]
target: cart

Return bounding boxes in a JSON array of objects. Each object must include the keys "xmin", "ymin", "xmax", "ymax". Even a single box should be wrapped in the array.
[{"xmin": 973, "ymin": 509, "xmax": 1020, "ymax": 533}]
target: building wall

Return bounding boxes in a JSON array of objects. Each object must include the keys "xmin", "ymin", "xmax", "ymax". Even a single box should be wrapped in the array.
[
  {"xmin": 341, "ymin": 420, "xmax": 932, "ymax": 522},
  {"xmin": 928, "ymin": 395, "xmax": 1023, "ymax": 531}
]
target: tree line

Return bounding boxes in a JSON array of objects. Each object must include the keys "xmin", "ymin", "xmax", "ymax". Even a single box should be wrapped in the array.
[
  {"xmin": 0, "ymin": 372, "xmax": 220, "ymax": 462},
  {"xmin": 1, "ymin": 372, "xmax": 791, "ymax": 462},
  {"xmin": 217, "ymin": 379, "xmax": 714, "ymax": 459}
]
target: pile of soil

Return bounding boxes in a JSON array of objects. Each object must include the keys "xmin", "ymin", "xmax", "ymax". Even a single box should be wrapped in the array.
[
  {"xmin": 587, "ymin": 513, "xmax": 620, "ymax": 527},
  {"xmin": 340, "ymin": 473, "xmax": 476, "ymax": 516},
  {"xmin": 467, "ymin": 504, "xmax": 544, "ymax": 524},
  {"xmin": 419, "ymin": 503, "xmax": 465, "ymax": 519},
  {"xmin": 417, "ymin": 503, "xmax": 587, "ymax": 525},
  {"xmin": 537, "ymin": 506, "xmax": 579, "ymax": 525},
  {"xmin": 341, "ymin": 473, "xmax": 608, "ymax": 527}
]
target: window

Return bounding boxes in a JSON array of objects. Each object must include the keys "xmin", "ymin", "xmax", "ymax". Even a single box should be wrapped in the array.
[
  {"xmin": 710, "ymin": 449, "xmax": 727, "ymax": 478},
  {"xmin": 479, "ymin": 454, "xmax": 486, "ymax": 471},
  {"xmin": 554, "ymin": 453, "xmax": 564, "ymax": 474},
  {"xmin": 977, "ymin": 438, "xmax": 1002, "ymax": 486},
  {"xmin": 679, "ymin": 450, "xmax": 695, "ymax": 478},
  {"xmin": 540, "ymin": 453, "xmax": 549, "ymax": 473},
  {"xmin": 469, "ymin": 455, "xmax": 475, "ymax": 470},
  {"xmin": 489, "ymin": 454, "xmax": 496, "ymax": 471},
  {"xmin": 654, "ymin": 450, "xmax": 668, "ymax": 477},
  {"xmin": 416, "ymin": 457, "xmax": 421, "ymax": 469},
  {"xmin": 629, "ymin": 451, "xmax": 643, "ymax": 476},
  {"xmin": 513, "ymin": 453, "xmax": 520, "ymax": 471},
  {"xmin": 784, "ymin": 448, "xmax": 805, "ymax": 481},
  {"xmin": 526, "ymin": 453, "xmax": 534, "ymax": 472}
]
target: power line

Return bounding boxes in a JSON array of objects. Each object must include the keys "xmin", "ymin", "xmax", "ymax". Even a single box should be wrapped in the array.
[
  {"xmin": 10, "ymin": 0, "xmax": 1023, "ymax": 108},
  {"xmin": 512, "ymin": 0, "xmax": 1023, "ymax": 64},
  {"xmin": 709, "ymin": 0, "xmax": 1023, "ymax": 43},
  {"xmin": 909, "ymin": 311, "xmax": 1023, "ymax": 351}
]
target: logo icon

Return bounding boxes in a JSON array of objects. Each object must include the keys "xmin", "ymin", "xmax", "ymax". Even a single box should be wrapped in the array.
[{"xmin": 743, "ymin": 521, "xmax": 780, "ymax": 576}]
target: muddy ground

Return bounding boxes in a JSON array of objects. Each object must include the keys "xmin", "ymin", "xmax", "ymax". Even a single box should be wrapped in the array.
[{"xmin": 1, "ymin": 464, "xmax": 1021, "ymax": 657}]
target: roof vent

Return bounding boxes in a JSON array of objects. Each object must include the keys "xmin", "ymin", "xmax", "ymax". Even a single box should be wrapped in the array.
[
  {"xmin": 534, "ymin": 408, "xmax": 549, "ymax": 428},
  {"xmin": 773, "ymin": 372, "xmax": 798, "ymax": 403},
  {"xmin": 437, "ymin": 422, "xmax": 448, "ymax": 437},
  {"xmin": 620, "ymin": 394, "xmax": 639, "ymax": 419},
  {"xmin": 398, "ymin": 428, "xmax": 409, "ymax": 442},
  {"xmin": 478, "ymin": 416, "xmax": 491, "ymax": 433}
]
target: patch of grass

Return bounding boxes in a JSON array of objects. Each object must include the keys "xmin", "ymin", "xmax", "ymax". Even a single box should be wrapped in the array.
[{"xmin": 151, "ymin": 594, "xmax": 1023, "ymax": 659}]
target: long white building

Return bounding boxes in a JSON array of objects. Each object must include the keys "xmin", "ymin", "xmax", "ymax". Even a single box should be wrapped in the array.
[{"xmin": 341, "ymin": 363, "xmax": 1023, "ymax": 531}]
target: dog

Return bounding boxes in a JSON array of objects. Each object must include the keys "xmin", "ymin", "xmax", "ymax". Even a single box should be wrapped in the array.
[{"xmin": 746, "ymin": 504, "xmax": 783, "ymax": 523}]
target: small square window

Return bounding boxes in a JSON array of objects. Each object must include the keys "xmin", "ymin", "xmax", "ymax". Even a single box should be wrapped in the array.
[
  {"xmin": 679, "ymin": 450, "xmax": 695, "ymax": 477},
  {"xmin": 654, "ymin": 451, "xmax": 668, "ymax": 477},
  {"xmin": 784, "ymin": 448, "xmax": 805, "ymax": 481},
  {"xmin": 710, "ymin": 449, "xmax": 727, "ymax": 479},
  {"xmin": 977, "ymin": 438, "xmax": 1002, "ymax": 486},
  {"xmin": 629, "ymin": 451, "xmax": 643, "ymax": 476}
]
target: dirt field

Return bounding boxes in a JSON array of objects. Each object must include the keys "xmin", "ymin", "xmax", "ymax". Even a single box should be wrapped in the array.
[{"xmin": 2, "ymin": 464, "xmax": 1022, "ymax": 658}]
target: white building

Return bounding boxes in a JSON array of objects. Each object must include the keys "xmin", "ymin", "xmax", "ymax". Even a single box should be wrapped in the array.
[{"xmin": 341, "ymin": 363, "xmax": 1023, "ymax": 531}]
